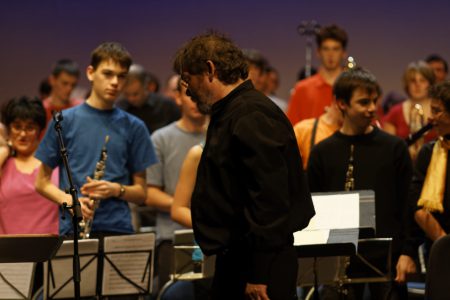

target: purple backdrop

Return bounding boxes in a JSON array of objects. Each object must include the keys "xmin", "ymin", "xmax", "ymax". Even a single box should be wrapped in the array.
[{"xmin": 1, "ymin": 0, "xmax": 449, "ymax": 103}]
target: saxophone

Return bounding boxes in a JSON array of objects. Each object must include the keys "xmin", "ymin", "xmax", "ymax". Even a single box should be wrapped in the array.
[
  {"xmin": 80, "ymin": 135, "xmax": 109, "ymax": 239},
  {"xmin": 409, "ymin": 103, "xmax": 425, "ymax": 159},
  {"xmin": 344, "ymin": 144, "xmax": 355, "ymax": 191}
]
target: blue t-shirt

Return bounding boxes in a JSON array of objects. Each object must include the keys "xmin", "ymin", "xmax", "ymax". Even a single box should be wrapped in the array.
[{"xmin": 36, "ymin": 103, "xmax": 157, "ymax": 235}]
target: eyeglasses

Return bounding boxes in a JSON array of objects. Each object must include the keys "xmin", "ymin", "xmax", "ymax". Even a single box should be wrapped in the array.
[{"xmin": 10, "ymin": 123, "xmax": 39, "ymax": 135}]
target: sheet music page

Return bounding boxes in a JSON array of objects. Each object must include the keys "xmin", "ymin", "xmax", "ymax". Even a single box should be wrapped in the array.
[
  {"xmin": 44, "ymin": 239, "xmax": 98, "ymax": 298},
  {"xmin": 294, "ymin": 193, "xmax": 359, "ymax": 246},
  {"xmin": 0, "ymin": 263, "xmax": 34, "ymax": 299},
  {"xmin": 102, "ymin": 233, "xmax": 155, "ymax": 296},
  {"xmin": 293, "ymin": 229, "xmax": 330, "ymax": 245},
  {"xmin": 305, "ymin": 193, "xmax": 359, "ymax": 230}
]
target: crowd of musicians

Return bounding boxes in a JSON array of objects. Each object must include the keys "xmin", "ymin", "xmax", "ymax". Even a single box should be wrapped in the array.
[{"xmin": 0, "ymin": 24, "xmax": 449, "ymax": 300}]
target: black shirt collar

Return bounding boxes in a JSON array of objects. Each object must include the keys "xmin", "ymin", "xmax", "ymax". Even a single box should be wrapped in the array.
[{"xmin": 211, "ymin": 80, "xmax": 254, "ymax": 116}]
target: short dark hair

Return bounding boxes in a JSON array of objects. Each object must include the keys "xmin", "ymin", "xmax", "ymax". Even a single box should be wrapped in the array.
[
  {"xmin": 425, "ymin": 54, "xmax": 449, "ymax": 73},
  {"xmin": 39, "ymin": 78, "xmax": 52, "ymax": 97},
  {"xmin": 1, "ymin": 96, "xmax": 46, "ymax": 131},
  {"xmin": 51, "ymin": 58, "xmax": 80, "ymax": 78},
  {"xmin": 242, "ymin": 49, "xmax": 268, "ymax": 72},
  {"xmin": 146, "ymin": 72, "xmax": 160, "ymax": 93},
  {"xmin": 173, "ymin": 31, "xmax": 248, "ymax": 84},
  {"xmin": 316, "ymin": 24, "xmax": 348, "ymax": 49},
  {"xmin": 333, "ymin": 68, "xmax": 381, "ymax": 105},
  {"xmin": 429, "ymin": 81, "xmax": 450, "ymax": 113},
  {"xmin": 90, "ymin": 42, "xmax": 132, "ymax": 70}
]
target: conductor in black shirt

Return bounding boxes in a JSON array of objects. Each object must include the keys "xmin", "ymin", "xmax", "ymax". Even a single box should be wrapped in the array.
[{"xmin": 173, "ymin": 32, "xmax": 315, "ymax": 300}]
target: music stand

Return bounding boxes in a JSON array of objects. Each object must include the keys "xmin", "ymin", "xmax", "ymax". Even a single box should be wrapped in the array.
[
  {"xmin": 172, "ymin": 229, "xmax": 215, "ymax": 280},
  {"xmin": 101, "ymin": 233, "xmax": 155, "ymax": 297},
  {"xmin": 0, "ymin": 234, "xmax": 62, "ymax": 299},
  {"xmin": 0, "ymin": 234, "xmax": 62, "ymax": 263},
  {"xmin": 295, "ymin": 191, "xmax": 376, "ymax": 298},
  {"xmin": 44, "ymin": 239, "xmax": 99, "ymax": 299}
]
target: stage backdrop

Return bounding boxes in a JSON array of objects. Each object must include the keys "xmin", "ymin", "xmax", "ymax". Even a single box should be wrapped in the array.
[{"xmin": 1, "ymin": 0, "xmax": 449, "ymax": 104}]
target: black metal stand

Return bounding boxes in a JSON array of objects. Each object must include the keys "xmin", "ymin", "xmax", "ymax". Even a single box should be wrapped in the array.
[
  {"xmin": 53, "ymin": 111, "xmax": 83, "ymax": 300},
  {"xmin": 297, "ymin": 20, "xmax": 321, "ymax": 78}
]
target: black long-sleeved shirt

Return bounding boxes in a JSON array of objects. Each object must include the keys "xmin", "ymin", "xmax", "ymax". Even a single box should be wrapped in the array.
[
  {"xmin": 191, "ymin": 80, "xmax": 315, "ymax": 283},
  {"xmin": 410, "ymin": 141, "xmax": 450, "ymax": 233},
  {"xmin": 307, "ymin": 128, "xmax": 416, "ymax": 258},
  {"xmin": 116, "ymin": 93, "xmax": 180, "ymax": 134}
]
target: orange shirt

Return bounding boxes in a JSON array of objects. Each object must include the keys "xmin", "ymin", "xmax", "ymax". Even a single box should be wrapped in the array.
[
  {"xmin": 287, "ymin": 73, "xmax": 333, "ymax": 125},
  {"xmin": 293, "ymin": 115, "xmax": 340, "ymax": 169},
  {"xmin": 42, "ymin": 98, "xmax": 83, "ymax": 124}
]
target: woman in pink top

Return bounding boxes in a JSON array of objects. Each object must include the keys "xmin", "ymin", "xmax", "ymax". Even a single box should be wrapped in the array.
[
  {"xmin": 0, "ymin": 96, "xmax": 59, "ymax": 234},
  {"xmin": 384, "ymin": 61, "xmax": 437, "ymax": 159}
]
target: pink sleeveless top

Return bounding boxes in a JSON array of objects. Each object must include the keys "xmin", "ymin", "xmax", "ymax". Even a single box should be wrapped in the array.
[{"xmin": 0, "ymin": 159, "xmax": 59, "ymax": 234}]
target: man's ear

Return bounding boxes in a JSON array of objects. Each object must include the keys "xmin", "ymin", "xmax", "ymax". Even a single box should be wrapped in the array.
[
  {"xmin": 336, "ymin": 98, "xmax": 347, "ymax": 112},
  {"xmin": 206, "ymin": 60, "xmax": 215, "ymax": 82},
  {"xmin": 86, "ymin": 66, "xmax": 94, "ymax": 82}
]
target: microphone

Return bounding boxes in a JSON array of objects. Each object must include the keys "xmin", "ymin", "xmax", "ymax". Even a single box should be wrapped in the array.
[{"xmin": 405, "ymin": 123, "xmax": 433, "ymax": 146}]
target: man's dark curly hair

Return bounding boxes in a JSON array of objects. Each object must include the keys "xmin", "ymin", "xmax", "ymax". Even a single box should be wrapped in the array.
[
  {"xmin": 173, "ymin": 31, "xmax": 248, "ymax": 84},
  {"xmin": 429, "ymin": 81, "xmax": 450, "ymax": 113}
]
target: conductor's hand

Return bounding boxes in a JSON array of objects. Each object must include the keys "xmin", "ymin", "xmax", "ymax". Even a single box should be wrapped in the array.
[
  {"xmin": 245, "ymin": 283, "xmax": 269, "ymax": 300},
  {"xmin": 395, "ymin": 254, "xmax": 416, "ymax": 284},
  {"xmin": 81, "ymin": 176, "xmax": 118, "ymax": 200}
]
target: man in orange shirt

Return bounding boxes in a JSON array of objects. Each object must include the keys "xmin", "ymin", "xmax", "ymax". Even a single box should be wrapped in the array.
[
  {"xmin": 287, "ymin": 24, "xmax": 348, "ymax": 125},
  {"xmin": 43, "ymin": 59, "xmax": 82, "ymax": 123},
  {"xmin": 294, "ymin": 99, "xmax": 342, "ymax": 169}
]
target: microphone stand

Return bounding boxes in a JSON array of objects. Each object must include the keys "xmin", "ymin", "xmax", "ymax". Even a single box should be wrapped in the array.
[
  {"xmin": 297, "ymin": 20, "xmax": 321, "ymax": 78},
  {"xmin": 53, "ymin": 111, "xmax": 83, "ymax": 300}
]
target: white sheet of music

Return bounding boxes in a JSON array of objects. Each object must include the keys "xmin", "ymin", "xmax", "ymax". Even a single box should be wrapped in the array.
[
  {"xmin": 44, "ymin": 239, "xmax": 98, "ymax": 298},
  {"xmin": 307, "ymin": 193, "xmax": 359, "ymax": 230},
  {"xmin": 294, "ymin": 229, "xmax": 330, "ymax": 245},
  {"xmin": 102, "ymin": 233, "xmax": 155, "ymax": 296},
  {"xmin": 0, "ymin": 263, "xmax": 34, "ymax": 299},
  {"xmin": 294, "ymin": 193, "xmax": 359, "ymax": 245}
]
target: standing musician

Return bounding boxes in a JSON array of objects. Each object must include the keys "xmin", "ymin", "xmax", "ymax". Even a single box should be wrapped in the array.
[
  {"xmin": 35, "ymin": 42, "xmax": 157, "ymax": 236},
  {"xmin": 287, "ymin": 24, "xmax": 348, "ymax": 125},
  {"xmin": 412, "ymin": 81, "xmax": 450, "ymax": 247},
  {"xmin": 0, "ymin": 96, "xmax": 59, "ymax": 234},
  {"xmin": 383, "ymin": 61, "xmax": 437, "ymax": 160},
  {"xmin": 173, "ymin": 32, "xmax": 315, "ymax": 300},
  {"xmin": 308, "ymin": 68, "xmax": 417, "ymax": 299}
]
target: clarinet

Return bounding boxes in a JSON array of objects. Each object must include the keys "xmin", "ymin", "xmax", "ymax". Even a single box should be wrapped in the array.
[
  {"xmin": 344, "ymin": 144, "xmax": 355, "ymax": 191},
  {"xmin": 80, "ymin": 135, "xmax": 109, "ymax": 239},
  {"xmin": 405, "ymin": 123, "xmax": 433, "ymax": 146}
]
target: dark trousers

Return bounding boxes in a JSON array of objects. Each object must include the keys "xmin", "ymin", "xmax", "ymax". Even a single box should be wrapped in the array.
[{"xmin": 211, "ymin": 244, "xmax": 298, "ymax": 300}]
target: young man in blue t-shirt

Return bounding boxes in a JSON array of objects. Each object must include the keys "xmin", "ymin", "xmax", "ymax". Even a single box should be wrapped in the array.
[{"xmin": 35, "ymin": 42, "xmax": 157, "ymax": 235}]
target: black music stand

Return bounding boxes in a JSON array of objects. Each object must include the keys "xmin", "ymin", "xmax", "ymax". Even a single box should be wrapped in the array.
[
  {"xmin": 0, "ymin": 234, "xmax": 62, "ymax": 299},
  {"xmin": 0, "ymin": 234, "xmax": 62, "ymax": 263},
  {"xmin": 44, "ymin": 239, "xmax": 99, "ymax": 299},
  {"xmin": 101, "ymin": 233, "xmax": 155, "ymax": 297},
  {"xmin": 295, "ymin": 191, "xmax": 376, "ymax": 299}
]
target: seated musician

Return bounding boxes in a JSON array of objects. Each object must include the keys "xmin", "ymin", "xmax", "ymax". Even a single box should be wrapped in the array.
[
  {"xmin": 412, "ymin": 81, "xmax": 450, "ymax": 253},
  {"xmin": 308, "ymin": 68, "xmax": 417, "ymax": 299}
]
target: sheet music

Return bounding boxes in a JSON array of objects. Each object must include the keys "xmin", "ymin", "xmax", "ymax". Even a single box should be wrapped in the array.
[
  {"xmin": 0, "ymin": 263, "xmax": 34, "ymax": 299},
  {"xmin": 44, "ymin": 239, "xmax": 98, "ymax": 299},
  {"xmin": 294, "ymin": 229, "xmax": 330, "ymax": 245},
  {"xmin": 295, "ymin": 193, "xmax": 359, "ymax": 246},
  {"xmin": 305, "ymin": 193, "xmax": 359, "ymax": 230},
  {"xmin": 102, "ymin": 233, "xmax": 155, "ymax": 296}
]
